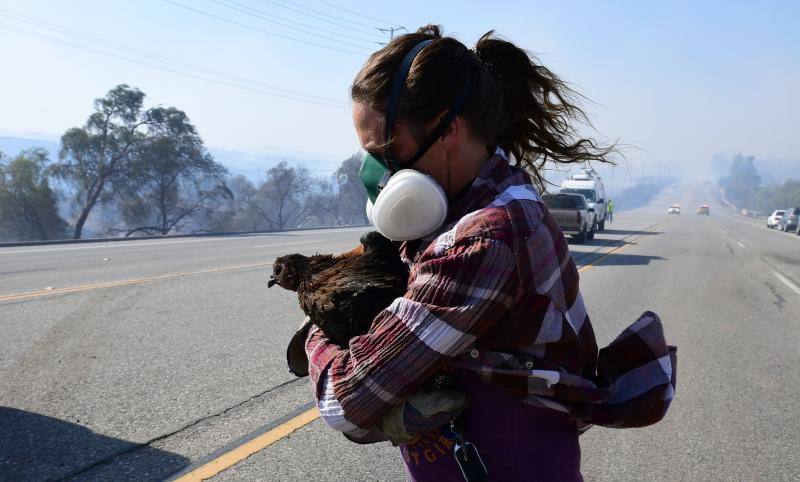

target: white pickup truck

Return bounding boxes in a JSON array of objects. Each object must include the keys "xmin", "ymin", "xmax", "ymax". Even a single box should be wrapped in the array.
[
  {"xmin": 542, "ymin": 192, "xmax": 597, "ymax": 243},
  {"xmin": 560, "ymin": 167, "xmax": 607, "ymax": 231}
]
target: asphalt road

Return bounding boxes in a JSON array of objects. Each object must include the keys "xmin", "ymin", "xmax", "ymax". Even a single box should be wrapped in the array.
[{"xmin": 1, "ymin": 184, "xmax": 799, "ymax": 481}]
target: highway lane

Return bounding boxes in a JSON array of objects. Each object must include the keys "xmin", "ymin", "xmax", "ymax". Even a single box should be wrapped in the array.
[
  {"xmin": 0, "ymin": 228, "xmax": 371, "ymax": 297},
  {"xmin": 714, "ymin": 209, "xmax": 800, "ymax": 290},
  {"xmin": 208, "ymin": 189, "xmax": 800, "ymax": 481},
  {"xmin": 0, "ymin": 212, "xmax": 659, "ymax": 481},
  {"xmin": 1, "ymin": 187, "xmax": 798, "ymax": 480},
  {"xmin": 579, "ymin": 206, "xmax": 799, "ymax": 480},
  {"xmin": 1, "ymin": 228, "xmax": 375, "ymax": 480},
  {"xmin": 0, "ymin": 211, "xmax": 660, "ymax": 478}
]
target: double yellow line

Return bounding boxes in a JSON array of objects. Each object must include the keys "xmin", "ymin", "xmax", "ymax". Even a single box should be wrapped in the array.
[
  {"xmin": 0, "ymin": 262, "xmax": 272, "ymax": 303},
  {"xmin": 577, "ymin": 219, "xmax": 670, "ymax": 274},
  {"xmin": 171, "ymin": 219, "xmax": 671, "ymax": 481},
  {"xmin": 173, "ymin": 408, "xmax": 320, "ymax": 481}
]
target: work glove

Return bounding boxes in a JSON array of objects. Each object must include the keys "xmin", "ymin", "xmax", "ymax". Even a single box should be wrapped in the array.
[
  {"xmin": 376, "ymin": 387, "xmax": 470, "ymax": 445},
  {"xmin": 288, "ymin": 319, "xmax": 469, "ymax": 445}
]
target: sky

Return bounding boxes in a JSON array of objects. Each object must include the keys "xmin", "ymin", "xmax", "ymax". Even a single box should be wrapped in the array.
[{"xmin": 0, "ymin": 0, "xmax": 798, "ymax": 180}]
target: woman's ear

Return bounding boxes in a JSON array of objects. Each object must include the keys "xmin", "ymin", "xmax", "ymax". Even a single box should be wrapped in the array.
[{"xmin": 439, "ymin": 113, "xmax": 460, "ymax": 146}]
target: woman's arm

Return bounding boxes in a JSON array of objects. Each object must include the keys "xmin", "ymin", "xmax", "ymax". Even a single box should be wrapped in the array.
[{"xmin": 306, "ymin": 234, "xmax": 518, "ymax": 435}]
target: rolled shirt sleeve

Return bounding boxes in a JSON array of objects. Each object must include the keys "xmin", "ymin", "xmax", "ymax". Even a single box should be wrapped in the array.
[{"xmin": 306, "ymin": 234, "xmax": 519, "ymax": 433}]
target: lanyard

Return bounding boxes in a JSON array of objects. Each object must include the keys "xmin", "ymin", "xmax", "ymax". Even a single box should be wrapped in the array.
[{"xmin": 450, "ymin": 419, "xmax": 488, "ymax": 482}]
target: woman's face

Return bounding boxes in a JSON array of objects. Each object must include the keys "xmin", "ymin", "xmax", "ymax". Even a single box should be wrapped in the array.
[{"xmin": 352, "ymin": 102, "xmax": 455, "ymax": 197}]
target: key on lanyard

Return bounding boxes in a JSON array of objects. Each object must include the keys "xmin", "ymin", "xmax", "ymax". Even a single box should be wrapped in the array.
[{"xmin": 451, "ymin": 421, "xmax": 488, "ymax": 482}]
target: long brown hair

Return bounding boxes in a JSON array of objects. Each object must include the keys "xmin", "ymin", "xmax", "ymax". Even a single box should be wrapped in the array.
[{"xmin": 351, "ymin": 25, "xmax": 615, "ymax": 190}]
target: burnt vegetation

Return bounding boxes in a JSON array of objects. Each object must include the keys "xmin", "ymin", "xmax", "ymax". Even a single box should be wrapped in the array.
[{"xmin": 0, "ymin": 85, "xmax": 369, "ymax": 242}]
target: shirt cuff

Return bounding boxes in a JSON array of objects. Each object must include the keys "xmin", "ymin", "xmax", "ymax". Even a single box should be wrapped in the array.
[{"xmin": 305, "ymin": 324, "xmax": 338, "ymax": 390}]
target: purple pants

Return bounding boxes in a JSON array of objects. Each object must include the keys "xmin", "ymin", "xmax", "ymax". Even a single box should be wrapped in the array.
[{"xmin": 401, "ymin": 371, "xmax": 582, "ymax": 481}]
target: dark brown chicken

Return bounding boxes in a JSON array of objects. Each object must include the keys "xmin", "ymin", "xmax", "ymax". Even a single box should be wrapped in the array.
[{"xmin": 269, "ymin": 231, "xmax": 409, "ymax": 350}]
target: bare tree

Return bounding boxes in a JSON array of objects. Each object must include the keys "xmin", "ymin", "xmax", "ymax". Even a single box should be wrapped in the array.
[
  {"xmin": 250, "ymin": 162, "xmax": 313, "ymax": 230},
  {"xmin": 306, "ymin": 154, "xmax": 370, "ymax": 227},
  {"xmin": 333, "ymin": 154, "xmax": 369, "ymax": 225},
  {"xmin": 199, "ymin": 175, "xmax": 256, "ymax": 232}
]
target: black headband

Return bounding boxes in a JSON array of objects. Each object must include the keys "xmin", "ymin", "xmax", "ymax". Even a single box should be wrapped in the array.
[
  {"xmin": 383, "ymin": 39, "xmax": 473, "ymax": 171},
  {"xmin": 384, "ymin": 39, "xmax": 434, "ymax": 147}
]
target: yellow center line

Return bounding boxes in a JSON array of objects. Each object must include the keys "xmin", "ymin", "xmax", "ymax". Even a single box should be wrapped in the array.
[
  {"xmin": 578, "ymin": 219, "xmax": 671, "ymax": 273},
  {"xmin": 0, "ymin": 239, "xmax": 346, "ymax": 303},
  {"xmin": 0, "ymin": 262, "xmax": 273, "ymax": 303},
  {"xmin": 173, "ymin": 218, "xmax": 671, "ymax": 481},
  {"xmin": 173, "ymin": 408, "xmax": 320, "ymax": 482}
]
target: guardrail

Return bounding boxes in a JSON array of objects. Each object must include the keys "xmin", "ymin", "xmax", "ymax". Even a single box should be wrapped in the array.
[{"xmin": 0, "ymin": 224, "xmax": 371, "ymax": 249}]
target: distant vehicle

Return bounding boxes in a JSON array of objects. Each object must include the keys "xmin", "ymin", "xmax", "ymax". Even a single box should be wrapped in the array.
[
  {"xmin": 697, "ymin": 204, "xmax": 710, "ymax": 215},
  {"xmin": 778, "ymin": 207, "xmax": 800, "ymax": 232},
  {"xmin": 542, "ymin": 192, "xmax": 596, "ymax": 243},
  {"xmin": 668, "ymin": 205, "xmax": 681, "ymax": 214},
  {"xmin": 767, "ymin": 210, "xmax": 786, "ymax": 229},
  {"xmin": 560, "ymin": 167, "xmax": 607, "ymax": 231}
]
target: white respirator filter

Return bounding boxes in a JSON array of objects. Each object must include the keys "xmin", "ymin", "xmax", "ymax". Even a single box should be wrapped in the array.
[{"xmin": 366, "ymin": 169, "xmax": 448, "ymax": 241}]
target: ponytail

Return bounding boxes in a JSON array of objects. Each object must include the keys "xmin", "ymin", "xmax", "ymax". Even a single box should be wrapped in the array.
[
  {"xmin": 473, "ymin": 31, "xmax": 615, "ymax": 189},
  {"xmin": 352, "ymin": 26, "xmax": 615, "ymax": 190}
]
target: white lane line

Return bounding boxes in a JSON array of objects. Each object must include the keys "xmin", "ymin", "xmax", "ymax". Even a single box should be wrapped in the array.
[
  {"xmin": 722, "ymin": 213, "xmax": 800, "ymax": 240},
  {"xmin": 773, "ymin": 271, "xmax": 800, "ymax": 296},
  {"xmin": 0, "ymin": 235, "xmax": 338, "ymax": 255},
  {"xmin": 737, "ymin": 241, "xmax": 746, "ymax": 249},
  {"xmin": 251, "ymin": 240, "xmax": 326, "ymax": 249},
  {"xmin": 722, "ymin": 229, "xmax": 728, "ymax": 234}
]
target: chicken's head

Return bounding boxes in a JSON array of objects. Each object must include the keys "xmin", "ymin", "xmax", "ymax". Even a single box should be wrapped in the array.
[{"xmin": 268, "ymin": 254, "xmax": 309, "ymax": 291}]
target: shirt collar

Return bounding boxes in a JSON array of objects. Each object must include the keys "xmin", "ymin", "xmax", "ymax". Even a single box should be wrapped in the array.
[
  {"xmin": 444, "ymin": 147, "xmax": 514, "ymax": 225},
  {"xmin": 402, "ymin": 148, "xmax": 522, "ymax": 259}
]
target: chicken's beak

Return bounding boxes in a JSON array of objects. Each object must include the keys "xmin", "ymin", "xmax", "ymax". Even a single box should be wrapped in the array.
[{"xmin": 268, "ymin": 277, "xmax": 278, "ymax": 288}]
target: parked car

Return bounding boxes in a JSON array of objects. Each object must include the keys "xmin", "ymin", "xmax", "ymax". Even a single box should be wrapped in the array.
[
  {"xmin": 767, "ymin": 210, "xmax": 786, "ymax": 229},
  {"xmin": 697, "ymin": 204, "xmax": 710, "ymax": 215},
  {"xmin": 542, "ymin": 192, "xmax": 596, "ymax": 243},
  {"xmin": 668, "ymin": 205, "xmax": 681, "ymax": 214},
  {"xmin": 778, "ymin": 207, "xmax": 800, "ymax": 232}
]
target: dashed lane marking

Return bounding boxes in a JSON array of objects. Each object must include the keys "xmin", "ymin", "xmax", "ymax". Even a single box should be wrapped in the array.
[
  {"xmin": 773, "ymin": 270, "xmax": 800, "ymax": 296},
  {"xmin": 737, "ymin": 241, "xmax": 746, "ymax": 249},
  {"xmin": 720, "ymin": 212, "xmax": 800, "ymax": 241}
]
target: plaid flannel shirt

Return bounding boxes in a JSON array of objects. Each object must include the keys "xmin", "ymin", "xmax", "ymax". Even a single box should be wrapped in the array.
[{"xmin": 307, "ymin": 150, "xmax": 677, "ymax": 439}]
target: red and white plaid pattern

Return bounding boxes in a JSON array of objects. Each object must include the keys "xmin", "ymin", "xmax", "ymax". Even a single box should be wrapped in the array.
[{"xmin": 307, "ymin": 150, "xmax": 676, "ymax": 436}]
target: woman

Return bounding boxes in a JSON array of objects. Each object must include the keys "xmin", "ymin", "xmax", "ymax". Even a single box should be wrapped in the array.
[{"xmin": 305, "ymin": 25, "xmax": 676, "ymax": 481}]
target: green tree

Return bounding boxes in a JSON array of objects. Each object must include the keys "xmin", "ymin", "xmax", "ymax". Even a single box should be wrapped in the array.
[
  {"xmin": 719, "ymin": 153, "xmax": 761, "ymax": 208},
  {"xmin": 118, "ymin": 107, "xmax": 229, "ymax": 236},
  {"xmin": 752, "ymin": 179, "xmax": 800, "ymax": 213},
  {"xmin": 55, "ymin": 84, "xmax": 149, "ymax": 239},
  {"xmin": 0, "ymin": 148, "xmax": 67, "ymax": 241}
]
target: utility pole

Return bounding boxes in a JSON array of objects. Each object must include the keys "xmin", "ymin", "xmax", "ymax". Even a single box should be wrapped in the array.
[{"xmin": 377, "ymin": 26, "xmax": 406, "ymax": 40}]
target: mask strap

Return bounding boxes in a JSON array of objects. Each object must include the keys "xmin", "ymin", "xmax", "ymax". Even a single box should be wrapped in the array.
[
  {"xmin": 385, "ymin": 39, "xmax": 434, "ymax": 153},
  {"xmin": 401, "ymin": 72, "xmax": 472, "ymax": 169}
]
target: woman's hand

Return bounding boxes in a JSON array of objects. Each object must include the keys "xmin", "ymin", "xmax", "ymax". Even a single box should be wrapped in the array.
[{"xmin": 377, "ymin": 387, "xmax": 469, "ymax": 445}]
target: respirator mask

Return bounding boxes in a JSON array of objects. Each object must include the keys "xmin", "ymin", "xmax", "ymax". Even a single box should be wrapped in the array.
[{"xmin": 359, "ymin": 39, "xmax": 471, "ymax": 241}]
